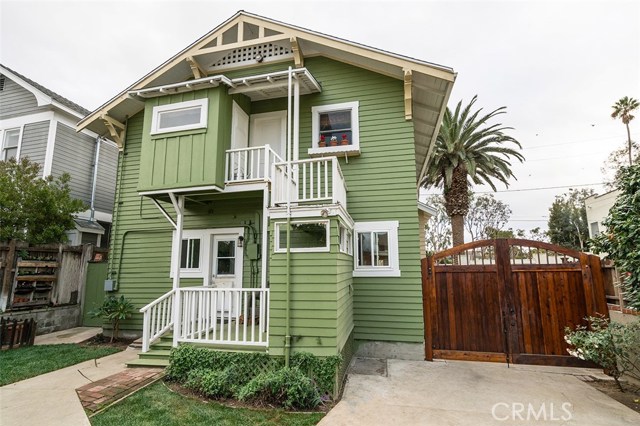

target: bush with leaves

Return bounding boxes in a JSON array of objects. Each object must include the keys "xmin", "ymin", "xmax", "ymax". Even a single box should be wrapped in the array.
[
  {"xmin": 89, "ymin": 295, "xmax": 134, "ymax": 342},
  {"xmin": 237, "ymin": 366, "xmax": 321, "ymax": 409},
  {"xmin": 565, "ymin": 316, "xmax": 640, "ymax": 391},
  {"xmin": 0, "ymin": 158, "xmax": 85, "ymax": 244},
  {"xmin": 590, "ymin": 164, "xmax": 640, "ymax": 309}
]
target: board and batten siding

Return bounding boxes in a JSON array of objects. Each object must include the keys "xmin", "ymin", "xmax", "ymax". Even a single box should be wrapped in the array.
[
  {"xmin": 251, "ymin": 57, "xmax": 424, "ymax": 343},
  {"xmin": 108, "ymin": 112, "xmax": 265, "ymax": 333},
  {"xmin": 19, "ymin": 120, "xmax": 49, "ymax": 176},
  {"xmin": 0, "ymin": 76, "xmax": 38, "ymax": 119},
  {"xmin": 138, "ymin": 88, "xmax": 232, "ymax": 192},
  {"xmin": 51, "ymin": 123, "xmax": 95, "ymax": 206},
  {"xmin": 268, "ymin": 217, "xmax": 354, "ymax": 357}
]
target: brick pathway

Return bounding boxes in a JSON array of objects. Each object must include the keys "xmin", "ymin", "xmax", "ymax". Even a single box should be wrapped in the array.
[{"xmin": 76, "ymin": 367, "xmax": 164, "ymax": 413}]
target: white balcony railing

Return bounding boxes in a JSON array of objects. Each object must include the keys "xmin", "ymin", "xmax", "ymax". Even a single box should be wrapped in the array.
[
  {"xmin": 225, "ymin": 145, "xmax": 283, "ymax": 184},
  {"xmin": 140, "ymin": 287, "xmax": 270, "ymax": 352},
  {"xmin": 271, "ymin": 157, "xmax": 347, "ymax": 207}
]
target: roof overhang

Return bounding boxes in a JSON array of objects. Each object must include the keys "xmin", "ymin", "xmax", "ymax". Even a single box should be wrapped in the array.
[{"xmin": 78, "ymin": 11, "xmax": 455, "ymax": 177}]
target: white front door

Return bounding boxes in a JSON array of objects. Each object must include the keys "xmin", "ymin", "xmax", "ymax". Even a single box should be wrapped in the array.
[
  {"xmin": 231, "ymin": 102, "xmax": 249, "ymax": 150},
  {"xmin": 250, "ymin": 111, "xmax": 287, "ymax": 159},
  {"xmin": 209, "ymin": 234, "xmax": 243, "ymax": 314}
]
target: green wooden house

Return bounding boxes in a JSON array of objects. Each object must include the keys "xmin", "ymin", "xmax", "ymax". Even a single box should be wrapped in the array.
[{"xmin": 78, "ymin": 11, "xmax": 455, "ymax": 367}]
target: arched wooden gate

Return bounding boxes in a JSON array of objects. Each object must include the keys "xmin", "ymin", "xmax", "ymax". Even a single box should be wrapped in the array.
[{"xmin": 421, "ymin": 239, "xmax": 608, "ymax": 366}]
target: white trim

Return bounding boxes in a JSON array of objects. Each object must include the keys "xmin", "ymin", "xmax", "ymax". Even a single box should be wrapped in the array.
[
  {"xmin": 311, "ymin": 101, "xmax": 360, "ymax": 152},
  {"xmin": 170, "ymin": 227, "xmax": 245, "ymax": 280},
  {"xmin": 138, "ymin": 184, "xmax": 224, "ymax": 196},
  {"xmin": 353, "ymin": 220, "xmax": 400, "ymax": 277},
  {"xmin": 268, "ymin": 203, "xmax": 354, "ymax": 228},
  {"xmin": 150, "ymin": 98, "xmax": 208, "ymax": 135},
  {"xmin": 42, "ymin": 119, "xmax": 58, "ymax": 176},
  {"xmin": 0, "ymin": 111, "xmax": 54, "ymax": 130},
  {"xmin": 76, "ymin": 210, "xmax": 112, "ymax": 223},
  {"xmin": 274, "ymin": 219, "xmax": 330, "ymax": 253},
  {"xmin": 339, "ymin": 222, "xmax": 353, "ymax": 255}
]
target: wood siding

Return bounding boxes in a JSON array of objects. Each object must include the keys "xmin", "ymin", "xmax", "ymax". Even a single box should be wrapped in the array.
[
  {"xmin": 138, "ymin": 88, "xmax": 232, "ymax": 192},
  {"xmin": 94, "ymin": 141, "xmax": 118, "ymax": 214},
  {"xmin": 108, "ymin": 112, "xmax": 264, "ymax": 332},
  {"xmin": 19, "ymin": 120, "xmax": 49, "ymax": 176},
  {"xmin": 51, "ymin": 123, "xmax": 96, "ymax": 206},
  {"xmin": 268, "ymin": 217, "xmax": 354, "ymax": 357},
  {"xmin": 0, "ymin": 76, "xmax": 38, "ymax": 119}
]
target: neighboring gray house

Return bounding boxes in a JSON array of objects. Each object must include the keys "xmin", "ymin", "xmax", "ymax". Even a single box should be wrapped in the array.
[{"xmin": 0, "ymin": 64, "xmax": 118, "ymax": 246}]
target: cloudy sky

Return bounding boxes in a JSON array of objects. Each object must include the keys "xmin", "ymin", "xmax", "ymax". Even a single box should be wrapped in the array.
[{"xmin": 1, "ymin": 0, "xmax": 639, "ymax": 232}]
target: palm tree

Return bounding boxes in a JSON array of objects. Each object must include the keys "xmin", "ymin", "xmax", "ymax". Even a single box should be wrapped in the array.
[
  {"xmin": 611, "ymin": 96, "xmax": 639, "ymax": 165},
  {"xmin": 422, "ymin": 96, "xmax": 524, "ymax": 246}
]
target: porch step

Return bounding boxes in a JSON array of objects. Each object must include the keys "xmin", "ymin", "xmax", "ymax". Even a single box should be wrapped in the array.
[
  {"xmin": 140, "ymin": 349, "xmax": 172, "ymax": 359},
  {"xmin": 126, "ymin": 357, "xmax": 170, "ymax": 368}
]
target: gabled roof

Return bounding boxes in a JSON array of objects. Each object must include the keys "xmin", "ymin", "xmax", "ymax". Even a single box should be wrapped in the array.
[
  {"xmin": 79, "ymin": 11, "xmax": 456, "ymax": 182},
  {"xmin": 0, "ymin": 64, "xmax": 91, "ymax": 117}
]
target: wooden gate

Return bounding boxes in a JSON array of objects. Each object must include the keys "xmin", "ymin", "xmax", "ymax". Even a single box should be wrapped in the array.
[{"xmin": 422, "ymin": 239, "xmax": 608, "ymax": 366}]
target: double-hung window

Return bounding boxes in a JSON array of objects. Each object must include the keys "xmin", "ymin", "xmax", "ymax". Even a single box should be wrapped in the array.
[
  {"xmin": 353, "ymin": 221, "xmax": 400, "ymax": 277},
  {"xmin": 274, "ymin": 220, "xmax": 330, "ymax": 253},
  {"xmin": 151, "ymin": 98, "xmax": 208, "ymax": 135},
  {"xmin": 180, "ymin": 238, "xmax": 201, "ymax": 270},
  {"xmin": 2, "ymin": 128, "xmax": 20, "ymax": 160},
  {"xmin": 310, "ymin": 101, "xmax": 360, "ymax": 153},
  {"xmin": 339, "ymin": 224, "xmax": 353, "ymax": 255}
]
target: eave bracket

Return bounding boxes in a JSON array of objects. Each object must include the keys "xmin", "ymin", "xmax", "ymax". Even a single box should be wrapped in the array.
[
  {"xmin": 101, "ymin": 114, "xmax": 126, "ymax": 150},
  {"xmin": 404, "ymin": 69, "xmax": 413, "ymax": 121}
]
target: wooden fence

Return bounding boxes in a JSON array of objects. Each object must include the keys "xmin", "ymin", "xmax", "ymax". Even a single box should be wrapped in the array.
[{"xmin": 0, "ymin": 318, "xmax": 36, "ymax": 349}]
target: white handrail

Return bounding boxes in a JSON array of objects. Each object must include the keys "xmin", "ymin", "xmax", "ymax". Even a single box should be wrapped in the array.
[
  {"xmin": 140, "ymin": 289, "xmax": 176, "ymax": 352},
  {"xmin": 271, "ymin": 158, "xmax": 347, "ymax": 207},
  {"xmin": 225, "ymin": 145, "xmax": 284, "ymax": 184}
]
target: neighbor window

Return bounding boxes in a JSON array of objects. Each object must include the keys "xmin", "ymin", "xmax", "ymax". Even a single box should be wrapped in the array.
[
  {"xmin": 354, "ymin": 221, "xmax": 400, "ymax": 277},
  {"xmin": 311, "ymin": 101, "xmax": 359, "ymax": 151},
  {"xmin": 151, "ymin": 98, "xmax": 208, "ymax": 135},
  {"xmin": 590, "ymin": 222, "xmax": 600, "ymax": 237},
  {"xmin": 339, "ymin": 224, "xmax": 353, "ymax": 255},
  {"xmin": 180, "ymin": 238, "xmax": 201, "ymax": 270},
  {"xmin": 2, "ymin": 128, "xmax": 20, "ymax": 160},
  {"xmin": 275, "ymin": 221, "xmax": 330, "ymax": 252}
]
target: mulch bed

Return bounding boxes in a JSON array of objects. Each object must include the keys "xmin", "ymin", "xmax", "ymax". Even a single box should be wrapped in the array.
[
  {"xmin": 586, "ymin": 378, "xmax": 640, "ymax": 414},
  {"xmin": 80, "ymin": 333, "xmax": 135, "ymax": 350}
]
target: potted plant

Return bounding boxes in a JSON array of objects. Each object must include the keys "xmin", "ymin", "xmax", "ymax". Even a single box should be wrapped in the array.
[
  {"xmin": 318, "ymin": 135, "xmax": 326, "ymax": 148},
  {"xmin": 330, "ymin": 136, "xmax": 338, "ymax": 147},
  {"xmin": 341, "ymin": 134, "xmax": 349, "ymax": 145}
]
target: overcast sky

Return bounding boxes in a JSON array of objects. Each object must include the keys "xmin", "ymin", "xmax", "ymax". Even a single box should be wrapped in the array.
[{"xmin": 1, "ymin": 0, "xmax": 639, "ymax": 232}]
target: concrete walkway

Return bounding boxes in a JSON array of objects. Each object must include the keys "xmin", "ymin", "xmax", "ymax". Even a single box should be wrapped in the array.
[
  {"xmin": 0, "ymin": 348, "xmax": 139, "ymax": 426},
  {"xmin": 34, "ymin": 326, "xmax": 102, "ymax": 345},
  {"xmin": 320, "ymin": 359, "xmax": 640, "ymax": 426}
]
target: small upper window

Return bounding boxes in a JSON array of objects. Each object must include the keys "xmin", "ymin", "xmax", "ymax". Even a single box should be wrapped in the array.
[
  {"xmin": 2, "ymin": 128, "xmax": 20, "ymax": 161},
  {"xmin": 310, "ymin": 101, "xmax": 360, "ymax": 153},
  {"xmin": 339, "ymin": 224, "xmax": 353, "ymax": 255},
  {"xmin": 275, "ymin": 221, "xmax": 330, "ymax": 253},
  {"xmin": 354, "ymin": 221, "xmax": 400, "ymax": 277},
  {"xmin": 151, "ymin": 98, "xmax": 208, "ymax": 135}
]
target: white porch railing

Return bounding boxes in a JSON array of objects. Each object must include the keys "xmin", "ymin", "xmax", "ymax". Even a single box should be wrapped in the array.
[
  {"xmin": 271, "ymin": 157, "xmax": 347, "ymax": 207},
  {"xmin": 140, "ymin": 287, "xmax": 270, "ymax": 352},
  {"xmin": 225, "ymin": 145, "xmax": 283, "ymax": 184},
  {"xmin": 140, "ymin": 289, "xmax": 175, "ymax": 352}
]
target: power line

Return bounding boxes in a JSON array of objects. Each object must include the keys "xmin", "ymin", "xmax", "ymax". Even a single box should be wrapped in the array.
[
  {"xmin": 520, "ymin": 133, "xmax": 638, "ymax": 151},
  {"xmin": 474, "ymin": 182, "xmax": 605, "ymax": 194}
]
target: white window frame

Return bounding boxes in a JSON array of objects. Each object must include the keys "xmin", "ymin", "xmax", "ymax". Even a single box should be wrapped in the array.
[
  {"xmin": 274, "ymin": 220, "xmax": 330, "ymax": 253},
  {"xmin": 309, "ymin": 101, "xmax": 360, "ymax": 154},
  {"xmin": 339, "ymin": 223, "xmax": 353, "ymax": 255},
  {"xmin": 353, "ymin": 221, "xmax": 400, "ymax": 277},
  {"xmin": 151, "ymin": 98, "xmax": 208, "ymax": 135},
  {"xmin": 180, "ymin": 237, "xmax": 202, "ymax": 271},
  {"xmin": 1, "ymin": 127, "xmax": 22, "ymax": 161},
  {"xmin": 171, "ymin": 229, "xmax": 205, "ymax": 278}
]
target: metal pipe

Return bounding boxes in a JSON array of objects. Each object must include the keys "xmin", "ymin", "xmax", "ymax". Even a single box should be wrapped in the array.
[
  {"xmin": 90, "ymin": 137, "xmax": 101, "ymax": 221},
  {"xmin": 284, "ymin": 66, "xmax": 293, "ymax": 367}
]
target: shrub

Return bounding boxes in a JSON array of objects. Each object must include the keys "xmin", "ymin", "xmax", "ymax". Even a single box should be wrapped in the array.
[
  {"xmin": 184, "ymin": 367, "xmax": 240, "ymax": 399},
  {"xmin": 565, "ymin": 316, "xmax": 640, "ymax": 390},
  {"xmin": 89, "ymin": 295, "xmax": 134, "ymax": 342},
  {"xmin": 291, "ymin": 351, "xmax": 342, "ymax": 397},
  {"xmin": 237, "ymin": 367, "xmax": 321, "ymax": 409}
]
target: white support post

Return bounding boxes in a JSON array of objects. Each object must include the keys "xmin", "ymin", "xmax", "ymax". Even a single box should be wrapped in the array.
[
  {"xmin": 293, "ymin": 76, "xmax": 300, "ymax": 162},
  {"xmin": 169, "ymin": 193, "xmax": 184, "ymax": 347},
  {"xmin": 332, "ymin": 157, "xmax": 338, "ymax": 204}
]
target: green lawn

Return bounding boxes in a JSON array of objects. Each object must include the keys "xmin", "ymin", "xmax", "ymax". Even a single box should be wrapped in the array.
[
  {"xmin": 0, "ymin": 344, "xmax": 121, "ymax": 386},
  {"xmin": 90, "ymin": 381, "xmax": 325, "ymax": 426}
]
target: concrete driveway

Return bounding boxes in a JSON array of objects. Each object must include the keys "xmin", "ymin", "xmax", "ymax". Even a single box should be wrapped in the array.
[{"xmin": 320, "ymin": 359, "xmax": 640, "ymax": 426}]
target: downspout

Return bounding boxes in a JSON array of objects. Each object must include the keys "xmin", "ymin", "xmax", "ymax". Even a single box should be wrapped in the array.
[
  {"xmin": 90, "ymin": 137, "xmax": 101, "ymax": 221},
  {"xmin": 284, "ymin": 66, "xmax": 293, "ymax": 367},
  {"xmin": 108, "ymin": 117, "xmax": 128, "ymax": 281}
]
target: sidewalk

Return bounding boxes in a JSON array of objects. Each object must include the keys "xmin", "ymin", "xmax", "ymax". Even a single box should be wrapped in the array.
[
  {"xmin": 34, "ymin": 326, "xmax": 102, "ymax": 345},
  {"xmin": 0, "ymin": 348, "xmax": 140, "ymax": 426}
]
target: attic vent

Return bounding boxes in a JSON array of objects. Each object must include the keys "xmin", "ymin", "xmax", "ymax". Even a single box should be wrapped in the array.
[
  {"xmin": 0, "ymin": 75, "xmax": 5, "ymax": 92},
  {"xmin": 211, "ymin": 43, "xmax": 291, "ymax": 68}
]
